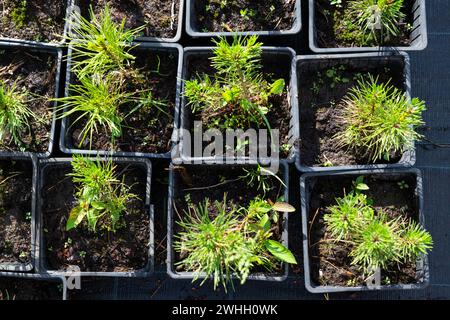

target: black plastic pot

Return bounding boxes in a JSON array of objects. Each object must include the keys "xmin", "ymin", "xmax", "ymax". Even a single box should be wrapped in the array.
[
  {"xmin": 0, "ymin": 0, "xmax": 75, "ymax": 47},
  {"xmin": 0, "ymin": 155, "xmax": 37, "ymax": 273},
  {"xmin": 186, "ymin": 0, "xmax": 301, "ymax": 37},
  {"xmin": 167, "ymin": 161, "xmax": 290, "ymax": 282},
  {"xmin": 177, "ymin": 47, "xmax": 299, "ymax": 164},
  {"xmin": 309, "ymin": 0, "xmax": 428, "ymax": 52},
  {"xmin": 295, "ymin": 52, "xmax": 415, "ymax": 173},
  {"xmin": 59, "ymin": 42, "xmax": 183, "ymax": 159},
  {"xmin": 300, "ymin": 168, "xmax": 430, "ymax": 293},
  {"xmin": 0, "ymin": 273, "xmax": 67, "ymax": 300},
  {"xmin": 0, "ymin": 42, "xmax": 62, "ymax": 159},
  {"xmin": 72, "ymin": 0, "xmax": 184, "ymax": 43},
  {"xmin": 35, "ymin": 157, "xmax": 154, "ymax": 277}
]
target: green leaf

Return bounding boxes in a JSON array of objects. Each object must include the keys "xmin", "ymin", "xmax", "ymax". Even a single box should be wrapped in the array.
[
  {"xmin": 270, "ymin": 79, "xmax": 285, "ymax": 95},
  {"xmin": 272, "ymin": 202, "xmax": 296, "ymax": 213},
  {"xmin": 66, "ymin": 206, "xmax": 87, "ymax": 231},
  {"xmin": 265, "ymin": 240, "xmax": 297, "ymax": 264},
  {"xmin": 259, "ymin": 214, "xmax": 270, "ymax": 231}
]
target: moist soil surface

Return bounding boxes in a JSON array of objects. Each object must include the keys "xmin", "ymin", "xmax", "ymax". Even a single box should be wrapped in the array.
[
  {"xmin": 68, "ymin": 49, "xmax": 178, "ymax": 154},
  {"xmin": 41, "ymin": 162, "xmax": 150, "ymax": 272},
  {"xmin": 0, "ymin": 278, "xmax": 62, "ymax": 300},
  {"xmin": 0, "ymin": 159, "xmax": 32, "ymax": 268},
  {"xmin": 314, "ymin": 0, "xmax": 414, "ymax": 48},
  {"xmin": 183, "ymin": 52, "xmax": 293, "ymax": 159},
  {"xmin": 194, "ymin": 0, "xmax": 297, "ymax": 33},
  {"xmin": 172, "ymin": 165, "xmax": 287, "ymax": 274},
  {"xmin": 298, "ymin": 57, "xmax": 406, "ymax": 167},
  {"xmin": 307, "ymin": 173, "xmax": 419, "ymax": 287},
  {"xmin": 0, "ymin": 0, "xmax": 67, "ymax": 43},
  {"xmin": 0, "ymin": 48, "xmax": 56, "ymax": 153},
  {"xmin": 80, "ymin": 0, "xmax": 180, "ymax": 39}
]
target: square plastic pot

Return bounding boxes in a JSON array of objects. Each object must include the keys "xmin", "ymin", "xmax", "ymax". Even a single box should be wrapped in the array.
[
  {"xmin": 72, "ymin": 0, "xmax": 184, "ymax": 43},
  {"xmin": 295, "ymin": 52, "xmax": 415, "ymax": 173},
  {"xmin": 0, "ymin": 155, "xmax": 37, "ymax": 273},
  {"xmin": 0, "ymin": 0, "xmax": 75, "ymax": 47},
  {"xmin": 300, "ymin": 168, "xmax": 430, "ymax": 293},
  {"xmin": 186, "ymin": 0, "xmax": 301, "ymax": 37},
  {"xmin": 167, "ymin": 161, "xmax": 290, "ymax": 282},
  {"xmin": 0, "ymin": 273, "xmax": 67, "ymax": 300},
  {"xmin": 35, "ymin": 157, "xmax": 154, "ymax": 277},
  {"xmin": 59, "ymin": 42, "xmax": 183, "ymax": 159},
  {"xmin": 0, "ymin": 42, "xmax": 62, "ymax": 159},
  {"xmin": 309, "ymin": 0, "xmax": 428, "ymax": 52},
  {"xmin": 177, "ymin": 47, "xmax": 299, "ymax": 164}
]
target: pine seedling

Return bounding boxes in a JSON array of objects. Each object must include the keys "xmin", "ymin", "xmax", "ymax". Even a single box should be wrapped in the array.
[
  {"xmin": 175, "ymin": 196, "xmax": 296, "ymax": 291},
  {"xmin": 325, "ymin": 191, "xmax": 374, "ymax": 241},
  {"xmin": 348, "ymin": 0, "xmax": 406, "ymax": 45},
  {"xmin": 56, "ymin": 75, "xmax": 133, "ymax": 148},
  {"xmin": 350, "ymin": 212, "xmax": 402, "ymax": 272},
  {"xmin": 184, "ymin": 36, "xmax": 285, "ymax": 130},
  {"xmin": 323, "ymin": 176, "xmax": 433, "ymax": 277},
  {"xmin": 0, "ymin": 80, "xmax": 38, "ymax": 150},
  {"xmin": 67, "ymin": 4, "xmax": 144, "ymax": 78},
  {"xmin": 66, "ymin": 155, "xmax": 137, "ymax": 233},
  {"xmin": 335, "ymin": 75, "xmax": 425, "ymax": 162}
]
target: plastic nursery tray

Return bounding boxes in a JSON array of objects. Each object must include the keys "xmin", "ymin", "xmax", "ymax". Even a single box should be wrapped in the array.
[
  {"xmin": 300, "ymin": 168, "xmax": 430, "ymax": 293},
  {"xmin": 0, "ymin": 155, "xmax": 38, "ymax": 273},
  {"xmin": 186, "ymin": 0, "xmax": 301, "ymax": 37},
  {"xmin": 59, "ymin": 42, "xmax": 183, "ymax": 159},
  {"xmin": 0, "ymin": 41, "xmax": 62, "ymax": 159},
  {"xmin": 72, "ymin": 0, "xmax": 184, "ymax": 43},
  {"xmin": 0, "ymin": 272, "xmax": 67, "ymax": 300},
  {"xmin": 0, "ymin": 0, "xmax": 76, "ymax": 47},
  {"xmin": 295, "ymin": 51, "xmax": 416, "ymax": 173},
  {"xmin": 177, "ymin": 46, "xmax": 299, "ymax": 164},
  {"xmin": 308, "ymin": 0, "xmax": 428, "ymax": 52},
  {"xmin": 167, "ymin": 161, "xmax": 291, "ymax": 282},
  {"xmin": 35, "ymin": 157, "xmax": 154, "ymax": 277}
]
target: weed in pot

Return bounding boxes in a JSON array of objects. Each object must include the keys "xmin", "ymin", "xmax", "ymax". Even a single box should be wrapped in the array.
[
  {"xmin": 306, "ymin": 173, "xmax": 432, "ymax": 288},
  {"xmin": 192, "ymin": 0, "xmax": 298, "ymax": 33},
  {"xmin": 78, "ymin": 0, "xmax": 181, "ymax": 40},
  {"xmin": 298, "ymin": 59, "xmax": 424, "ymax": 168},
  {"xmin": 313, "ymin": 0, "xmax": 416, "ymax": 48},
  {"xmin": 182, "ymin": 36, "xmax": 293, "ymax": 159},
  {"xmin": 41, "ymin": 156, "xmax": 150, "ymax": 272},
  {"xmin": 0, "ymin": 47, "xmax": 58, "ymax": 154},
  {"xmin": 0, "ymin": 0, "xmax": 68, "ymax": 43},
  {"xmin": 0, "ymin": 158, "xmax": 33, "ymax": 270},
  {"xmin": 59, "ymin": 5, "xmax": 178, "ymax": 154},
  {"xmin": 170, "ymin": 164, "xmax": 295, "ymax": 291}
]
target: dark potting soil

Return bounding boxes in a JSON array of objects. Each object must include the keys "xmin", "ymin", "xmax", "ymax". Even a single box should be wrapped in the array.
[
  {"xmin": 0, "ymin": 278, "xmax": 62, "ymax": 300},
  {"xmin": 314, "ymin": 0, "xmax": 414, "ymax": 48},
  {"xmin": 298, "ymin": 57, "xmax": 406, "ymax": 167},
  {"xmin": 172, "ymin": 165, "xmax": 286, "ymax": 274},
  {"xmin": 183, "ymin": 52, "xmax": 293, "ymax": 158},
  {"xmin": 0, "ymin": 159, "xmax": 32, "ymax": 267},
  {"xmin": 307, "ymin": 173, "xmax": 419, "ymax": 287},
  {"xmin": 194, "ymin": 0, "xmax": 297, "ymax": 33},
  {"xmin": 0, "ymin": 48, "xmax": 56, "ymax": 153},
  {"xmin": 0, "ymin": 0, "xmax": 67, "ymax": 43},
  {"xmin": 41, "ymin": 162, "xmax": 150, "ymax": 272},
  {"xmin": 80, "ymin": 0, "xmax": 180, "ymax": 39},
  {"xmin": 68, "ymin": 49, "xmax": 178, "ymax": 154}
]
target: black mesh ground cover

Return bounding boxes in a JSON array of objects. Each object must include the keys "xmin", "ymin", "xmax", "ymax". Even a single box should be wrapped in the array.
[{"xmin": 60, "ymin": 0, "xmax": 450, "ymax": 300}]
